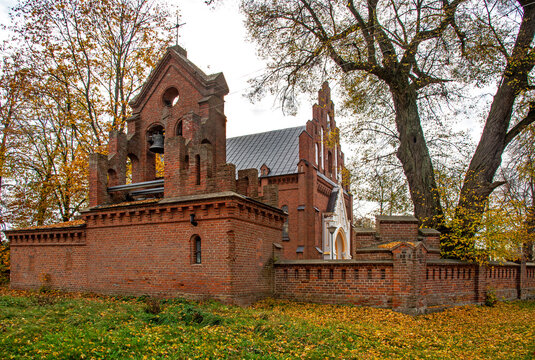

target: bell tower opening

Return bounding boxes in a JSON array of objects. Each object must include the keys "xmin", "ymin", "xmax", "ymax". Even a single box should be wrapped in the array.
[
  {"xmin": 162, "ymin": 87, "xmax": 179, "ymax": 107},
  {"xmin": 147, "ymin": 124, "xmax": 165, "ymax": 179}
]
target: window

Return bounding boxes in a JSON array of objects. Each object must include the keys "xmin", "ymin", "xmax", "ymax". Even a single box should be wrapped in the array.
[
  {"xmin": 176, "ymin": 120, "xmax": 183, "ymax": 136},
  {"xmin": 192, "ymin": 235, "xmax": 201, "ymax": 264},
  {"xmin": 195, "ymin": 154, "xmax": 201, "ymax": 185},
  {"xmin": 320, "ymin": 128, "xmax": 324, "ymax": 170},
  {"xmin": 281, "ymin": 205, "xmax": 289, "ymax": 241}
]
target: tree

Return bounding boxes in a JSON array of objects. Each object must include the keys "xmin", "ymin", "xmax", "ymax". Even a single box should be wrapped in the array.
[
  {"xmin": 455, "ymin": 0, "xmax": 535, "ymax": 239},
  {"xmin": 241, "ymin": 0, "xmax": 535, "ymax": 238},
  {"xmin": 1, "ymin": 0, "xmax": 173, "ymax": 228},
  {"xmin": 0, "ymin": 52, "xmax": 30, "ymax": 228},
  {"xmin": 498, "ymin": 123, "xmax": 535, "ymax": 260}
]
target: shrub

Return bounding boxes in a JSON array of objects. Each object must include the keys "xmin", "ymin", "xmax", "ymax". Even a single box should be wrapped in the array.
[
  {"xmin": 0, "ymin": 241, "xmax": 9, "ymax": 285},
  {"xmin": 485, "ymin": 288, "xmax": 497, "ymax": 307},
  {"xmin": 179, "ymin": 303, "xmax": 223, "ymax": 326},
  {"xmin": 144, "ymin": 297, "xmax": 162, "ymax": 315}
]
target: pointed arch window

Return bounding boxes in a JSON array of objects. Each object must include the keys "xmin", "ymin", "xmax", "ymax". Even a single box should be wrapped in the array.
[{"xmin": 281, "ymin": 205, "xmax": 289, "ymax": 241}]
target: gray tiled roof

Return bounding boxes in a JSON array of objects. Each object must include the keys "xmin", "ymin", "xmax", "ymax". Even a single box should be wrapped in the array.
[{"xmin": 226, "ymin": 126, "xmax": 306, "ymax": 177}]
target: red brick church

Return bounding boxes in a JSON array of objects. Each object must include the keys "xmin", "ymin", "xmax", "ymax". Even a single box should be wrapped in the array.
[{"xmin": 6, "ymin": 46, "xmax": 535, "ymax": 312}]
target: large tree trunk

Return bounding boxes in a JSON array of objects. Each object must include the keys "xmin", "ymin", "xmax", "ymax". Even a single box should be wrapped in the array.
[
  {"xmin": 390, "ymin": 82, "xmax": 443, "ymax": 228},
  {"xmin": 456, "ymin": 2, "xmax": 535, "ymax": 238}
]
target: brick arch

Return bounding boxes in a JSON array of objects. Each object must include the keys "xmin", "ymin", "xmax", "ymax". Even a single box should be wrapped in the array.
[{"xmin": 146, "ymin": 122, "xmax": 165, "ymax": 136}]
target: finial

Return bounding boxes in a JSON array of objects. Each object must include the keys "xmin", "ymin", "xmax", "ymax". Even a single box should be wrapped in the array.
[{"xmin": 170, "ymin": 11, "xmax": 186, "ymax": 46}]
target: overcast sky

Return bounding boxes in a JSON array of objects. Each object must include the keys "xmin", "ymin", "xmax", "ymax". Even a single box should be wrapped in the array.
[{"xmin": 0, "ymin": 0, "xmax": 343, "ymax": 138}]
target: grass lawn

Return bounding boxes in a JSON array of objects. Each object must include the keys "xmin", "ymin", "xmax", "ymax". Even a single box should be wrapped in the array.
[{"xmin": 0, "ymin": 287, "xmax": 534, "ymax": 359}]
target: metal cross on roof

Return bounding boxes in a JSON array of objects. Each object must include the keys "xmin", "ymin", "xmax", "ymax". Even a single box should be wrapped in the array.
[{"xmin": 171, "ymin": 12, "xmax": 186, "ymax": 46}]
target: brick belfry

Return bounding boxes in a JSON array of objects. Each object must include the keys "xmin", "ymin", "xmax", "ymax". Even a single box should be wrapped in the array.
[
  {"xmin": 89, "ymin": 45, "xmax": 270, "ymax": 206},
  {"xmin": 7, "ymin": 45, "xmax": 530, "ymax": 312},
  {"xmin": 8, "ymin": 46, "xmax": 285, "ymax": 304}
]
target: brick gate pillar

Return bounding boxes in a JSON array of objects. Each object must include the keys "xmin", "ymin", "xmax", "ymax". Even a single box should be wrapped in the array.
[
  {"xmin": 475, "ymin": 265, "xmax": 488, "ymax": 304},
  {"xmin": 391, "ymin": 242, "xmax": 427, "ymax": 314}
]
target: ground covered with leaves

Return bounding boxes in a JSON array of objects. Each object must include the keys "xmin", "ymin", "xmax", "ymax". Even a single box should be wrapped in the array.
[{"xmin": 0, "ymin": 287, "xmax": 534, "ymax": 359}]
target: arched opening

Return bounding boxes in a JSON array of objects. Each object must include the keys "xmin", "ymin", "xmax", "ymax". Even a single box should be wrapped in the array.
[
  {"xmin": 201, "ymin": 139, "xmax": 211, "ymax": 145},
  {"xmin": 126, "ymin": 154, "xmax": 138, "ymax": 184},
  {"xmin": 315, "ymin": 143, "xmax": 319, "ymax": 165},
  {"xmin": 328, "ymin": 151, "xmax": 333, "ymax": 175},
  {"xmin": 126, "ymin": 158, "xmax": 132, "ymax": 184},
  {"xmin": 162, "ymin": 87, "xmax": 179, "ymax": 107},
  {"xmin": 147, "ymin": 124, "xmax": 165, "ymax": 179},
  {"xmin": 192, "ymin": 235, "xmax": 201, "ymax": 264},
  {"xmin": 155, "ymin": 153, "xmax": 164, "ymax": 178},
  {"xmin": 334, "ymin": 147, "xmax": 338, "ymax": 178},
  {"xmin": 334, "ymin": 230, "xmax": 346, "ymax": 259},
  {"xmin": 195, "ymin": 154, "xmax": 201, "ymax": 185},
  {"xmin": 176, "ymin": 120, "xmax": 183, "ymax": 136}
]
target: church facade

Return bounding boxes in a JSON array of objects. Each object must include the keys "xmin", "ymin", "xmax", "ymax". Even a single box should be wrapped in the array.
[{"xmin": 6, "ymin": 46, "xmax": 535, "ymax": 312}]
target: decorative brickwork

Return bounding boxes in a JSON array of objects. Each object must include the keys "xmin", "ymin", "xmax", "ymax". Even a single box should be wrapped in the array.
[{"xmin": 6, "ymin": 45, "xmax": 535, "ymax": 312}]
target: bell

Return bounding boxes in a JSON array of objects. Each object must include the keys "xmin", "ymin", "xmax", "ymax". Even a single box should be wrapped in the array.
[{"xmin": 149, "ymin": 132, "xmax": 165, "ymax": 154}]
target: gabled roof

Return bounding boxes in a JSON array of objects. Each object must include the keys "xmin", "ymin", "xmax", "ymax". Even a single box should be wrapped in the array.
[
  {"xmin": 226, "ymin": 126, "xmax": 305, "ymax": 177},
  {"xmin": 129, "ymin": 45, "xmax": 228, "ymax": 109}
]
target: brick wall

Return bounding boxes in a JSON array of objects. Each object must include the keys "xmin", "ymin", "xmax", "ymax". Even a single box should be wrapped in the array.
[
  {"xmin": 9, "ymin": 227, "xmax": 87, "ymax": 291},
  {"xmin": 275, "ymin": 261, "xmax": 394, "ymax": 307},
  {"xmin": 524, "ymin": 265, "xmax": 535, "ymax": 298},
  {"xmin": 9, "ymin": 194, "xmax": 285, "ymax": 305},
  {"xmin": 275, "ymin": 259, "xmax": 535, "ymax": 312},
  {"xmin": 424, "ymin": 262, "xmax": 479, "ymax": 307}
]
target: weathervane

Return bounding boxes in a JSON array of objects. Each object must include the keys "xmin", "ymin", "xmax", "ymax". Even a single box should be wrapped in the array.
[{"xmin": 170, "ymin": 12, "xmax": 186, "ymax": 46}]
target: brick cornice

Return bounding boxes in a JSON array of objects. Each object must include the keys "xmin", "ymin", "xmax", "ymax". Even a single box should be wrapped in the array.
[
  {"xmin": 8, "ymin": 228, "xmax": 86, "ymax": 247},
  {"xmin": 81, "ymin": 192, "xmax": 285, "ymax": 230}
]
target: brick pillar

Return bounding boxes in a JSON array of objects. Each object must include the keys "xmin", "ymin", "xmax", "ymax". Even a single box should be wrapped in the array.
[
  {"xmin": 216, "ymin": 163, "xmax": 236, "ymax": 193},
  {"xmin": 237, "ymin": 169, "xmax": 259, "ymax": 198},
  {"xmin": 376, "ymin": 216, "xmax": 419, "ymax": 242},
  {"xmin": 475, "ymin": 265, "xmax": 487, "ymax": 304},
  {"xmin": 88, "ymin": 153, "xmax": 109, "ymax": 207},
  {"xmin": 164, "ymin": 135, "xmax": 186, "ymax": 198},
  {"xmin": 391, "ymin": 243, "xmax": 427, "ymax": 314},
  {"xmin": 261, "ymin": 184, "xmax": 279, "ymax": 208}
]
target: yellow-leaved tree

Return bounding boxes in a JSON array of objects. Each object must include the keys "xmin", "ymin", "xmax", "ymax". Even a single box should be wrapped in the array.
[{"xmin": 0, "ymin": 0, "xmax": 174, "ymax": 229}]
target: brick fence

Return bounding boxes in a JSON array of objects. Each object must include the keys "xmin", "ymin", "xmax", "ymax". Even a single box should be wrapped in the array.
[{"xmin": 274, "ymin": 258, "xmax": 535, "ymax": 313}]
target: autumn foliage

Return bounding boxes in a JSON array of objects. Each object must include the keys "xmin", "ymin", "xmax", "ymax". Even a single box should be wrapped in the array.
[
  {"xmin": 0, "ymin": 0, "xmax": 173, "ymax": 230},
  {"xmin": 0, "ymin": 288, "xmax": 534, "ymax": 359}
]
